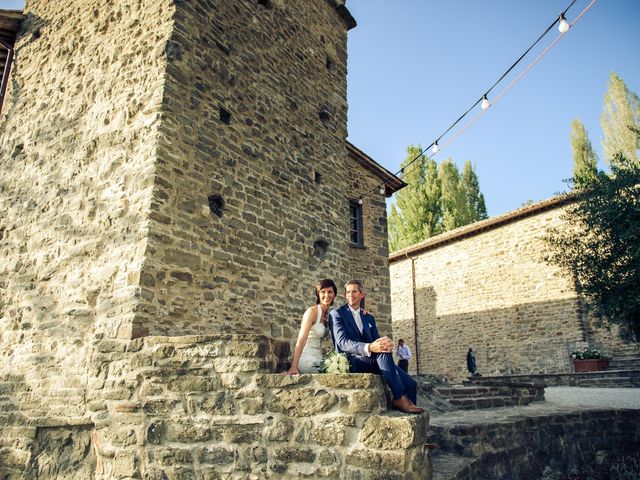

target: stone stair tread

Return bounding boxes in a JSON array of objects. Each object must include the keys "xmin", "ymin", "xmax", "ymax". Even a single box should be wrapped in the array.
[
  {"xmin": 448, "ymin": 396, "xmax": 516, "ymax": 409},
  {"xmin": 431, "ymin": 452, "xmax": 475, "ymax": 480}
]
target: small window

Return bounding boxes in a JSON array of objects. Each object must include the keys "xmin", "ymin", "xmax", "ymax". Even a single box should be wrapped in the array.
[{"xmin": 349, "ymin": 201, "xmax": 363, "ymax": 246}]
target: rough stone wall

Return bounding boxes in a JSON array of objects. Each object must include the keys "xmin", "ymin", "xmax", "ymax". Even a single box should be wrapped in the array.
[
  {"xmin": 1, "ymin": 335, "xmax": 431, "ymax": 479},
  {"xmin": 346, "ymin": 168, "xmax": 393, "ymax": 335},
  {"xmin": 0, "ymin": 0, "xmax": 174, "ymax": 429},
  {"xmin": 390, "ymin": 207, "xmax": 588, "ymax": 381},
  {"xmin": 136, "ymin": 0, "xmax": 352, "ymax": 340}
]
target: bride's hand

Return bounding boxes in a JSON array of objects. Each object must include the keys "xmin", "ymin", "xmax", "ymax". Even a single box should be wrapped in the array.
[{"xmin": 283, "ymin": 369, "xmax": 298, "ymax": 376}]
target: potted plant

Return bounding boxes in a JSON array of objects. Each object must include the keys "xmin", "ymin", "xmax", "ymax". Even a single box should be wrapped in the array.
[{"xmin": 570, "ymin": 348, "xmax": 609, "ymax": 372}]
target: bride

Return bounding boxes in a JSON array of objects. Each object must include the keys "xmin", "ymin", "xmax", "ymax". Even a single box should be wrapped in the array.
[{"xmin": 285, "ymin": 279, "xmax": 337, "ymax": 374}]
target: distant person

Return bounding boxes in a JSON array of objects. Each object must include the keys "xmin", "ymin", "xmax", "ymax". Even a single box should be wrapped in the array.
[
  {"xmin": 395, "ymin": 338, "xmax": 411, "ymax": 372},
  {"xmin": 467, "ymin": 347, "xmax": 480, "ymax": 376}
]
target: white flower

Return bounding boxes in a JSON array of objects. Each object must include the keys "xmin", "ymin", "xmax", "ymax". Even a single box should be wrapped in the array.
[{"xmin": 315, "ymin": 351, "xmax": 350, "ymax": 374}]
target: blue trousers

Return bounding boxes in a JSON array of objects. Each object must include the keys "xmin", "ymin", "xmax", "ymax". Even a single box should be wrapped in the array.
[{"xmin": 350, "ymin": 353, "xmax": 417, "ymax": 404}]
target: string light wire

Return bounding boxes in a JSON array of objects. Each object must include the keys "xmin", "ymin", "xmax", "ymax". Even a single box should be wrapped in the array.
[{"xmin": 358, "ymin": 0, "xmax": 595, "ymax": 202}]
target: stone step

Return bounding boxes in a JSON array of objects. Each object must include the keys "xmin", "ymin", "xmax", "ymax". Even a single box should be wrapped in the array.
[
  {"xmin": 447, "ymin": 396, "xmax": 516, "ymax": 410},
  {"xmin": 607, "ymin": 358, "xmax": 640, "ymax": 370},
  {"xmin": 430, "ymin": 452, "xmax": 474, "ymax": 480},
  {"xmin": 436, "ymin": 386, "xmax": 498, "ymax": 397}
]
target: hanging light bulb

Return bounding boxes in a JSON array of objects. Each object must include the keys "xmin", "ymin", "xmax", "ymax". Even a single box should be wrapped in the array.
[
  {"xmin": 558, "ymin": 14, "xmax": 570, "ymax": 33},
  {"xmin": 379, "ymin": 186, "xmax": 386, "ymax": 195},
  {"xmin": 358, "ymin": 198, "xmax": 363, "ymax": 205},
  {"xmin": 481, "ymin": 95, "xmax": 490, "ymax": 110},
  {"xmin": 432, "ymin": 141, "xmax": 439, "ymax": 154}
]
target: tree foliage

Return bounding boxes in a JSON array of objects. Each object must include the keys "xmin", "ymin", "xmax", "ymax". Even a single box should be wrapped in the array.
[
  {"xmin": 570, "ymin": 118, "xmax": 598, "ymax": 188},
  {"xmin": 544, "ymin": 151, "xmax": 640, "ymax": 339},
  {"xmin": 388, "ymin": 146, "xmax": 488, "ymax": 252},
  {"xmin": 601, "ymin": 72, "xmax": 640, "ymax": 166}
]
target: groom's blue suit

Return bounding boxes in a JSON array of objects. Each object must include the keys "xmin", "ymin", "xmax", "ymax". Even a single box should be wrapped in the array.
[{"xmin": 329, "ymin": 304, "xmax": 418, "ymax": 404}]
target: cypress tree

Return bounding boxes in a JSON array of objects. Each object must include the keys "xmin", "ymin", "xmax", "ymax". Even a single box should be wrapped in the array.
[
  {"xmin": 570, "ymin": 118, "xmax": 598, "ymax": 188},
  {"xmin": 601, "ymin": 73, "xmax": 640, "ymax": 166}
]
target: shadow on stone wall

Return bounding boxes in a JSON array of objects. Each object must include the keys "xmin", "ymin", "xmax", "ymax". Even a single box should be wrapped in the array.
[
  {"xmin": 25, "ymin": 425, "xmax": 95, "ymax": 479},
  {"xmin": 413, "ymin": 288, "xmax": 592, "ymax": 381}
]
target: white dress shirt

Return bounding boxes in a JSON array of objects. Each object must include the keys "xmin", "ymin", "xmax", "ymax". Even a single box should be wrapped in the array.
[{"xmin": 349, "ymin": 305, "xmax": 371, "ymax": 356}]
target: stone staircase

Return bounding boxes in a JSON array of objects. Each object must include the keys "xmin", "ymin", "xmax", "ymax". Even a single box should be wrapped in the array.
[
  {"xmin": 607, "ymin": 343, "xmax": 640, "ymax": 371},
  {"xmin": 435, "ymin": 380, "xmax": 545, "ymax": 410},
  {"xmin": 465, "ymin": 369, "xmax": 640, "ymax": 388}
]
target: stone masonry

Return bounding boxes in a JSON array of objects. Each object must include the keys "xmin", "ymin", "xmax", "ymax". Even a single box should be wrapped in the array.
[
  {"xmin": 0, "ymin": 1, "xmax": 421, "ymax": 478},
  {"xmin": 389, "ymin": 196, "xmax": 634, "ymax": 382}
]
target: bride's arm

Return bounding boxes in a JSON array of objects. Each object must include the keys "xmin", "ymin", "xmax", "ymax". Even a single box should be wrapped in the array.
[{"xmin": 285, "ymin": 306, "xmax": 316, "ymax": 375}]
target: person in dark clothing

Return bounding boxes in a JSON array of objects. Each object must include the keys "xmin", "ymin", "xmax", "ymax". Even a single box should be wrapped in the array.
[{"xmin": 466, "ymin": 347, "xmax": 480, "ymax": 376}]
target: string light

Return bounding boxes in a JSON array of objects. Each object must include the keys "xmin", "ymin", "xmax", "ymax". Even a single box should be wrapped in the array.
[
  {"xmin": 379, "ymin": 186, "xmax": 386, "ymax": 195},
  {"xmin": 354, "ymin": 0, "xmax": 590, "ymax": 203},
  {"xmin": 358, "ymin": 198, "xmax": 363, "ymax": 205},
  {"xmin": 558, "ymin": 14, "xmax": 570, "ymax": 33}
]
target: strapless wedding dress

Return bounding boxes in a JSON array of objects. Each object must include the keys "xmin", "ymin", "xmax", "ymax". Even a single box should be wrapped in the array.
[{"xmin": 298, "ymin": 306, "xmax": 329, "ymax": 373}]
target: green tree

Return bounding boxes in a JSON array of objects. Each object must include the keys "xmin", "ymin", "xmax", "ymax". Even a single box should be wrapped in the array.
[
  {"xmin": 544, "ymin": 149, "xmax": 640, "ymax": 339},
  {"xmin": 461, "ymin": 160, "xmax": 488, "ymax": 222},
  {"xmin": 438, "ymin": 159, "xmax": 466, "ymax": 230},
  {"xmin": 388, "ymin": 145, "xmax": 442, "ymax": 252},
  {"xmin": 388, "ymin": 147, "xmax": 488, "ymax": 252},
  {"xmin": 570, "ymin": 118, "xmax": 598, "ymax": 188},
  {"xmin": 601, "ymin": 73, "xmax": 640, "ymax": 166}
]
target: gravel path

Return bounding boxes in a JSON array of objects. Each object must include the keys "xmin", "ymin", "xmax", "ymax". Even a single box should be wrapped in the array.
[{"xmin": 544, "ymin": 386, "xmax": 640, "ymax": 409}]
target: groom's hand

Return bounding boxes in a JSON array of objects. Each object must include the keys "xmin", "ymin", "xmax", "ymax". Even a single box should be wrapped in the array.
[{"xmin": 369, "ymin": 336, "xmax": 393, "ymax": 353}]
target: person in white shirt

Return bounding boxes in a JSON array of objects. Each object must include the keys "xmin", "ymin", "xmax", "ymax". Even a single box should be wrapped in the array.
[{"xmin": 396, "ymin": 338, "xmax": 411, "ymax": 372}]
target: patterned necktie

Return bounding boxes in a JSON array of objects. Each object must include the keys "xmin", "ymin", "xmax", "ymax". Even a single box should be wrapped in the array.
[{"xmin": 353, "ymin": 308, "xmax": 364, "ymax": 335}]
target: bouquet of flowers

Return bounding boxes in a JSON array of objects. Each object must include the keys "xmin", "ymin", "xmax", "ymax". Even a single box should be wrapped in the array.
[{"xmin": 314, "ymin": 351, "xmax": 350, "ymax": 374}]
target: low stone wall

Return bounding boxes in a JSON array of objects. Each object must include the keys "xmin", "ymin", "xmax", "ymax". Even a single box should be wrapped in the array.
[
  {"xmin": 429, "ymin": 408, "xmax": 640, "ymax": 480},
  {"xmin": 1, "ymin": 335, "xmax": 431, "ymax": 479}
]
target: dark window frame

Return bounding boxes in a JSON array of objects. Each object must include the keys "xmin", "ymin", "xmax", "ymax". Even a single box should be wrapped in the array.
[{"xmin": 349, "ymin": 200, "xmax": 364, "ymax": 247}]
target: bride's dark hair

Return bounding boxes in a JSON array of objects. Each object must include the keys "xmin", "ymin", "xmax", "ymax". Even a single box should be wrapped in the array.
[{"xmin": 315, "ymin": 279, "xmax": 337, "ymax": 305}]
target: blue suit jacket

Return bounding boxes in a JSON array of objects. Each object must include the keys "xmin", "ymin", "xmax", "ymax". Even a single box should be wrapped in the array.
[{"xmin": 329, "ymin": 304, "xmax": 380, "ymax": 358}]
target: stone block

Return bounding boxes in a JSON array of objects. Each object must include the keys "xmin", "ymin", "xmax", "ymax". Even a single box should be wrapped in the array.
[
  {"xmin": 224, "ymin": 338, "xmax": 268, "ymax": 358},
  {"xmin": 269, "ymin": 388, "xmax": 338, "ymax": 416},
  {"xmin": 359, "ymin": 413, "xmax": 430, "ymax": 450},
  {"xmin": 198, "ymin": 446, "xmax": 234, "ymax": 465},
  {"xmin": 339, "ymin": 390, "xmax": 386, "ymax": 414},
  {"xmin": 112, "ymin": 452, "xmax": 139, "ymax": 477},
  {"xmin": 238, "ymin": 397, "xmax": 264, "ymax": 415},
  {"xmin": 315, "ymin": 373, "xmax": 383, "ymax": 389},
  {"xmin": 212, "ymin": 357, "xmax": 262, "ymax": 373},
  {"xmin": 272, "ymin": 446, "xmax": 316, "ymax": 464},
  {"xmin": 211, "ymin": 423, "xmax": 262, "ymax": 444},
  {"xmin": 257, "ymin": 373, "xmax": 312, "ymax": 388},
  {"xmin": 142, "ymin": 398, "xmax": 185, "ymax": 415},
  {"xmin": 265, "ymin": 417, "xmax": 293, "ymax": 442},
  {"xmin": 168, "ymin": 376, "xmax": 217, "ymax": 393},
  {"xmin": 346, "ymin": 449, "xmax": 406, "ymax": 472},
  {"xmin": 199, "ymin": 391, "xmax": 235, "ymax": 416},
  {"xmin": 165, "ymin": 420, "xmax": 212, "ymax": 443},
  {"xmin": 310, "ymin": 418, "xmax": 348, "ymax": 446},
  {"xmin": 152, "ymin": 447, "xmax": 194, "ymax": 466}
]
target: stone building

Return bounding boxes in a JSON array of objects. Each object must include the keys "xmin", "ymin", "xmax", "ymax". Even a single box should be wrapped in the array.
[
  {"xmin": 0, "ymin": 2, "xmax": 429, "ymax": 479},
  {"xmin": 389, "ymin": 195, "xmax": 632, "ymax": 382}
]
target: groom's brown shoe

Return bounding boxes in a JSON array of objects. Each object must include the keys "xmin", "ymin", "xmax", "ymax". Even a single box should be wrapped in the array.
[{"xmin": 391, "ymin": 395, "xmax": 425, "ymax": 414}]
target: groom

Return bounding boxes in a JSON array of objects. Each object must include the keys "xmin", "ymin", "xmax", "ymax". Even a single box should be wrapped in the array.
[{"xmin": 329, "ymin": 280, "xmax": 424, "ymax": 414}]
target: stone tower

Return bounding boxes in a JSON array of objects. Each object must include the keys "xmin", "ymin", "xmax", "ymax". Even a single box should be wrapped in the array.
[
  {"xmin": 1, "ymin": 0, "xmax": 356, "ymax": 348},
  {"xmin": 0, "ymin": 2, "xmax": 428, "ymax": 479}
]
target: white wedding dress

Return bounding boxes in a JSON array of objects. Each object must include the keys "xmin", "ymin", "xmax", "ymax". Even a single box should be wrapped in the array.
[{"xmin": 297, "ymin": 306, "xmax": 329, "ymax": 373}]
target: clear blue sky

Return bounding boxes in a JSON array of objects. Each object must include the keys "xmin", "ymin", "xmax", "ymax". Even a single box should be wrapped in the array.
[
  {"xmin": 346, "ymin": 0, "xmax": 640, "ymax": 216},
  {"xmin": 2, "ymin": 1, "xmax": 638, "ymax": 217}
]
